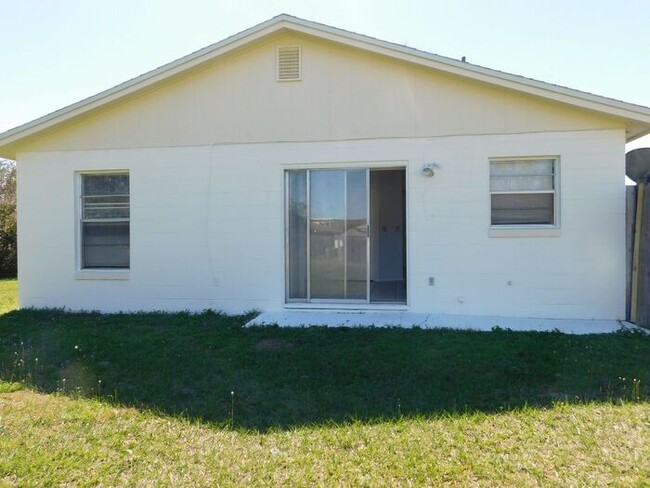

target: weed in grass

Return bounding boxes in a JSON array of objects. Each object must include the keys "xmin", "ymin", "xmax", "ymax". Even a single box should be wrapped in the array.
[
  {"xmin": 600, "ymin": 376, "xmax": 645, "ymax": 403},
  {"xmin": 0, "ymin": 380, "xmax": 22, "ymax": 392},
  {"xmin": 619, "ymin": 376, "xmax": 643, "ymax": 402},
  {"xmin": 632, "ymin": 378, "xmax": 642, "ymax": 401},
  {"xmin": 230, "ymin": 390, "xmax": 235, "ymax": 429}
]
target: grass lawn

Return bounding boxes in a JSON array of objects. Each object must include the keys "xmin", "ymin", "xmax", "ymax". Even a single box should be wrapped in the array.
[
  {"xmin": 0, "ymin": 279, "xmax": 17, "ymax": 315},
  {"xmin": 1, "ymin": 279, "xmax": 649, "ymax": 485}
]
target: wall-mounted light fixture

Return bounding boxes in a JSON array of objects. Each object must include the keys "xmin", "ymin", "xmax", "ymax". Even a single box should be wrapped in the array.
[{"xmin": 421, "ymin": 162, "xmax": 440, "ymax": 177}]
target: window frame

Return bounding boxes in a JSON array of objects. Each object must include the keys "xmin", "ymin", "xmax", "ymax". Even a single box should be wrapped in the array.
[
  {"xmin": 74, "ymin": 170, "xmax": 131, "ymax": 279},
  {"xmin": 488, "ymin": 156, "xmax": 560, "ymax": 236}
]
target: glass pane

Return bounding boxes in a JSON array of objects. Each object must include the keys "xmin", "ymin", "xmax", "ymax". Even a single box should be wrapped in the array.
[
  {"xmin": 82, "ymin": 222, "xmax": 130, "ymax": 268},
  {"xmin": 310, "ymin": 170, "xmax": 346, "ymax": 299},
  {"xmin": 346, "ymin": 170, "xmax": 367, "ymax": 299},
  {"xmin": 491, "ymin": 193, "xmax": 554, "ymax": 225},
  {"xmin": 287, "ymin": 171, "xmax": 308, "ymax": 299},
  {"xmin": 82, "ymin": 174, "xmax": 129, "ymax": 196},
  {"xmin": 490, "ymin": 160, "xmax": 554, "ymax": 191}
]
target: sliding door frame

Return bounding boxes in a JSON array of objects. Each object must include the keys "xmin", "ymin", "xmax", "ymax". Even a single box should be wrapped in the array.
[{"xmin": 284, "ymin": 162, "xmax": 408, "ymax": 307}]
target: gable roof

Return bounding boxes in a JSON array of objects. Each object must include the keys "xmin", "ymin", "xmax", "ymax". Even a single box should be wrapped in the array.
[{"xmin": 1, "ymin": 13, "xmax": 650, "ymax": 159}]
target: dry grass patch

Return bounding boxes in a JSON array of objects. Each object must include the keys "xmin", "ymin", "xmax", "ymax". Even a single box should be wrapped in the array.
[{"xmin": 1, "ymin": 388, "xmax": 649, "ymax": 486}]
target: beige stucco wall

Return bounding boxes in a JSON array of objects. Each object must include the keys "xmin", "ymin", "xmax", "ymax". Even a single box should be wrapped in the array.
[{"xmin": 18, "ymin": 32, "xmax": 622, "ymax": 154}]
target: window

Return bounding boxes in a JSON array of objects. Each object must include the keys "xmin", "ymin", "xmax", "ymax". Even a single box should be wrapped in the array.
[
  {"xmin": 489, "ymin": 157, "xmax": 558, "ymax": 226},
  {"xmin": 80, "ymin": 173, "xmax": 130, "ymax": 269}
]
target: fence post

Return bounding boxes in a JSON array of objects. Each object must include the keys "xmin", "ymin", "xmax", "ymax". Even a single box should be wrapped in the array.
[
  {"xmin": 631, "ymin": 181, "xmax": 649, "ymax": 326},
  {"xmin": 626, "ymin": 185, "xmax": 637, "ymax": 321}
]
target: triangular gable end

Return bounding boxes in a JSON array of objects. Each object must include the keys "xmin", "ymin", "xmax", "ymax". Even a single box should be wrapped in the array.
[{"xmin": 1, "ymin": 14, "xmax": 649, "ymax": 158}]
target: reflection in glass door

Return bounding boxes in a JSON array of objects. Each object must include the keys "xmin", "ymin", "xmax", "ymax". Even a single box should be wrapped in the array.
[{"xmin": 286, "ymin": 169, "xmax": 368, "ymax": 302}]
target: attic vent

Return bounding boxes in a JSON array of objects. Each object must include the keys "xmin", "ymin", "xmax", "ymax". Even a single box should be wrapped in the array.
[{"xmin": 277, "ymin": 46, "xmax": 301, "ymax": 81}]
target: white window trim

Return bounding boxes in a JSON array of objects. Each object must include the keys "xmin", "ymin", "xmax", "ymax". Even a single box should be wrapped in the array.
[
  {"xmin": 74, "ymin": 270, "xmax": 130, "ymax": 280},
  {"xmin": 74, "ymin": 170, "xmax": 131, "ymax": 280},
  {"xmin": 488, "ymin": 155, "xmax": 560, "ymax": 237}
]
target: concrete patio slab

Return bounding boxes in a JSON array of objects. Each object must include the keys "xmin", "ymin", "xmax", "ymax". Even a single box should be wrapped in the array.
[{"xmin": 246, "ymin": 310, "xmax": 646, "ymax": 335}]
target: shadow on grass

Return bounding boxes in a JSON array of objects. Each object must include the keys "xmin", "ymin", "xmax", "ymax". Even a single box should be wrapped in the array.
[{"xmin": 1, "ymin": 308, "xmax": 649, "ymax": 431}]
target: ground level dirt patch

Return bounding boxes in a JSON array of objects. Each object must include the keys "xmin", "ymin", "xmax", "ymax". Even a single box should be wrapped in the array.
[{"xmin": 254, "ymin": 338, "xmax": 294, "ymax": 352}]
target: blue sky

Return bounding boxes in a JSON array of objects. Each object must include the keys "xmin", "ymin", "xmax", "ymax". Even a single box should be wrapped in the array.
[{"xmin": 1, "ymin": 0, "xmax": 649, "ymax": 148}]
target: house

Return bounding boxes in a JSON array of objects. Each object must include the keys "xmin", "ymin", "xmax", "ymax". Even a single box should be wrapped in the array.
[{"xmin": 1, "ymin": 14, "xmax": 650, "ymax": 321}]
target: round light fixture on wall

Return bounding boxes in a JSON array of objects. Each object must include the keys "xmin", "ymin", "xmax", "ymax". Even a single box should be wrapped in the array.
[{"xmin": 422, "ymin": 162, "xmax": 440, "ymax": 177}]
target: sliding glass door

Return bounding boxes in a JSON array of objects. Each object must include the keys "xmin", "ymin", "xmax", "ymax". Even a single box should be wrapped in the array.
[{"xmin": 286, "ymin": 169, "xmax": 368, "ymax": 302}]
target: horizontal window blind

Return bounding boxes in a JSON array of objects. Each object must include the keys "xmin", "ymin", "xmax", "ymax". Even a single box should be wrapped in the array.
[
  {"xmin": 81, "ymin": 173, "xmax": 130, "ymax": 268},
  {"xmin": 490, "ymin": 158, "xmax": 556, "ymax": 226}
]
